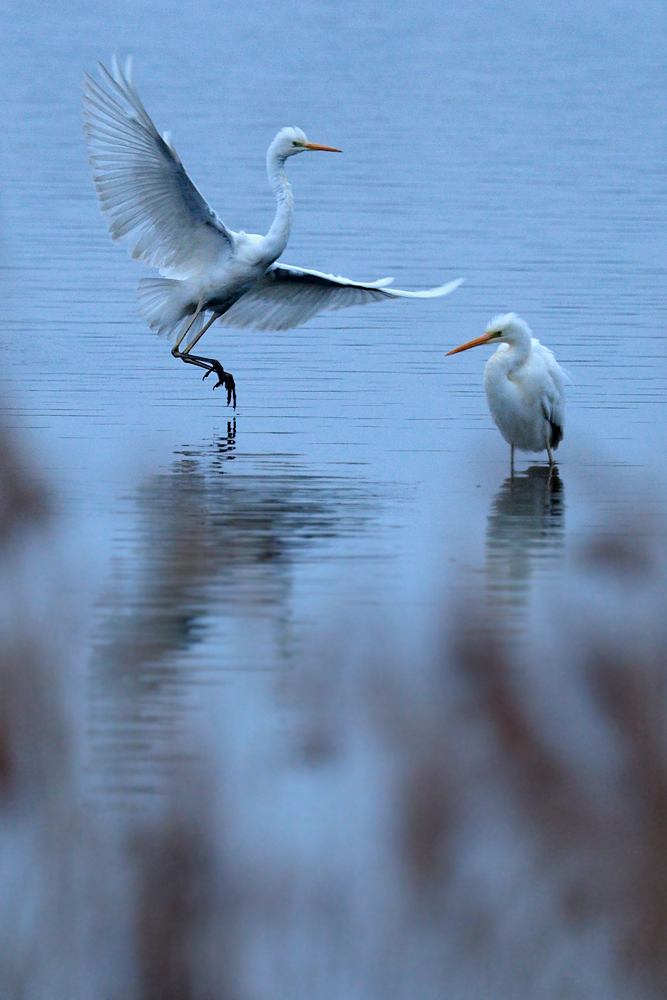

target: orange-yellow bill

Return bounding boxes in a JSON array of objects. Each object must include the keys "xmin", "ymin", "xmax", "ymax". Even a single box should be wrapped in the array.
[
  {"xmin": 446, "ymin": 331, "xmax": 494, "ymax": 356},
  {"xmin": 304, "ymin": 142, "xmax": 342, "ymax": 152}
]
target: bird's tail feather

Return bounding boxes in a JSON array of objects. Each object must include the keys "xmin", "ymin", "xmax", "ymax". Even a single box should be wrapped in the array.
[{"xmin": 137, "ymin": 277, "xmax": 206, "ymax": 343}]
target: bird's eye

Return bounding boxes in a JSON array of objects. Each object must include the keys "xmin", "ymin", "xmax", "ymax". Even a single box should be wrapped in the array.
[{"xmin": 292, "ymin": 141, "xmax": 299, "ymax": 146}]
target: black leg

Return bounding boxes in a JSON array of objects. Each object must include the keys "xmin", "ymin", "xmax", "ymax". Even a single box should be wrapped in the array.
[{"xmin": 171, "ymin": 310, "xmax": 236, "ymax": 407}]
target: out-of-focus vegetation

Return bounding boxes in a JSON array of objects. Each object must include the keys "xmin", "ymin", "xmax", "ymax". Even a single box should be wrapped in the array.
[{"xmin": 1, "ymin": 412, "xmax": 666, "ymax": 1000}]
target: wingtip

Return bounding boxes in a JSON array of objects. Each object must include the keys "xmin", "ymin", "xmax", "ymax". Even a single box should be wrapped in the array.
[
  {"xmin": 105, "ymin": 52, "xmax": 134, "ymax": 86},
  {"xmin": 423, "ymin": 277, "xmax": 464, "ymax": 298},
  {"xmin": 82, "ymin": 69, "xmax": 96, "ymax": 93}
]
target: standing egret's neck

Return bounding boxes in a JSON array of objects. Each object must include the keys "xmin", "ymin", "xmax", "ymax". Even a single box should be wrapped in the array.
[
  {"xmin": 502, "ymin": 321, "xmax": 533, "ymax": 374},
  {"xmin": 262, "ymin": 146, "xmax": 293, "ymax": 264}
]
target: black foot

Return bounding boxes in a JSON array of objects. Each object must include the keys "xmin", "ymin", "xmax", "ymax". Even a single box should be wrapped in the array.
[
  {"xmin": 197, "ymin": 357, "xmax": 237, "ymax": 408},
  {"xmin": 172, "ymin": 350, "xmax": 237, "ymax": 408}
]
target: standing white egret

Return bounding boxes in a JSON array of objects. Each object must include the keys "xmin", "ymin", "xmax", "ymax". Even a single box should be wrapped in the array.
[
  {"xmin": 82, "ymin": 57, "xmax": 462, "ymax": 406},
  {"xmin": 446, "ymin": 313, "xmax": 568, "ymax": 472}
]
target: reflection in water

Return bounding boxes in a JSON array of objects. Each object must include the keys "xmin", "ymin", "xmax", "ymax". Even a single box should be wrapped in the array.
[
  {"xmin": 88, "ymin": 422, "xmax": 388, "ymax": 802},
  {"xmin": 485, "ymin": 466, "xmax": 565, "ymax": 623}
]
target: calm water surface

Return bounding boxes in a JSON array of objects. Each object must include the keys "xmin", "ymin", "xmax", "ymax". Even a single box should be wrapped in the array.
[{"xmin": 1, "ymin": 0, "xmax": 666, "ymax": 805}]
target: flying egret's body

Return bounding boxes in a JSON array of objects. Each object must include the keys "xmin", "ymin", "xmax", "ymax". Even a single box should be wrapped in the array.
[
  {"xmin": 83, "ymin": 57, "xmax": 462, "ymax": 406},
  {"xmin": 447, "ymin": 314, "xmax": 568, "ymax": 472}
]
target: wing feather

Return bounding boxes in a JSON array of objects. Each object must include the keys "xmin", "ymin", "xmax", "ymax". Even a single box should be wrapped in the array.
[
  {"xmin": 221, "ymin": 264, "xmax": 462, "ymax": 331},
  {"xmin": 533, "ymin": 340, "xmax": 569, "ymax": 448},
  {"xmin": 82, "ymin": 55, "xmax": 234, "ymax": 277}
]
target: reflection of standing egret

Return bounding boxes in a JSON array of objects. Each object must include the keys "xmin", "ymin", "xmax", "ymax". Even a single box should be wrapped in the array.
[
  {"xmin": 486, "ymin": 465, "xmax": 565, "ymax": 617},
  {"xmin": 447, "ymin": 314, "xmax": 568, "ymax": 473}
]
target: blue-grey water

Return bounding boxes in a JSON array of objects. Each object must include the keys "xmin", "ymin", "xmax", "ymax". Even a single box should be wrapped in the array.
[{"xmin": 1, "ymin": 0, "xmax": 666, "ymax": 809}]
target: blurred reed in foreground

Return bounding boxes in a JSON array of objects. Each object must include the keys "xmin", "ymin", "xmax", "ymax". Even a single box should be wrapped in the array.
[{"xmin": 0, "ymin": 411, "xmax": 666, "ymax": 1000}]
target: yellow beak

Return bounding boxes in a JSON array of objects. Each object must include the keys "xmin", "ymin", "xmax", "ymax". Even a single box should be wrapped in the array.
[
  {"xmin": 303, "ymin": 142, "xmax": 342, "ymax": 152},
  {"xmin": 446, "ymin": 331, "xmax": 495, "ymax": 356}
]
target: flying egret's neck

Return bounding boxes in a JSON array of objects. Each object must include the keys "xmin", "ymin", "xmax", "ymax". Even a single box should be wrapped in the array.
[{"xmin": 263, "ymin": 149, "xmax": 293, "ymax": 264}]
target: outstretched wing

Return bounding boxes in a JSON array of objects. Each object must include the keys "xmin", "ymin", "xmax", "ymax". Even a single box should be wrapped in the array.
[
  {"xmin": 220, "ymin": 264, "xmax": 463, "ymax": 331},
  {"xmin": 82, "ymin": 55, "xmax": 234, "ymax": 277}
]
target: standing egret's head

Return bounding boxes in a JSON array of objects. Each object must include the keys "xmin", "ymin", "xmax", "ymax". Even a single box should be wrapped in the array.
[
  {"xmin": 269, "ymin": 127, "xmax": 342, "ymax": 162},
  {"xmin": 447, "ymin": 313, "xmax": 532, "ymax": 355}
]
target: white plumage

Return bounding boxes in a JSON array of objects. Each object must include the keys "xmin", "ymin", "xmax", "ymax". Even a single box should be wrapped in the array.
[
  {"xmin": 82, "ymin": 56, "xmax": 462, "ymax": 405},
  {"xmin": 447, "ymin": 313, "xmax": 569, "ymax": 470}
]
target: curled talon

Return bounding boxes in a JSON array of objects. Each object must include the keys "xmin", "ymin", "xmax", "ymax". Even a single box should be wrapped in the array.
[
  {"xmin": 186, "ymin": 353, "xmax": 236, "ymax": 407},
  {"xmin": 214, "ymin": 373, "xmax": 237, "ymax": 408},
  {"xmin": 170, "ymin": 347, "xmax": 236, "ymax": 407}
]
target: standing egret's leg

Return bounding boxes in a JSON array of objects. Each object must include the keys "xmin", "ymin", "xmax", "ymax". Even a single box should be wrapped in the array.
[
  {"xmin": 172, "ymin": 311, "xmax": 236, "ymax": 408},
  {"xmin": 510, "ymin": 444, "xmax": 515, "ymax": 478},
  {"xmin": 546, "ymin": 440, "xmax": 555, "ymax": 474}
]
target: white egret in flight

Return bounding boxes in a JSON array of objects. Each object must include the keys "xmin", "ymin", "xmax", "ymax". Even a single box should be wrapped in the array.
[
  {"xmin": 83, "ymin": 57, "xmax": 462, "ymax": 406},
  {"xmin": 447, "ymin": 314, "xmax": 568, "ymax": 473}
]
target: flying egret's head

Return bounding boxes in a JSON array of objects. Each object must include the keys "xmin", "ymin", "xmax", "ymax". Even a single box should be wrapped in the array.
[
  {"xmin": 270, "ymin": 126, "xmax": 342, "ymax": 161},
  {"xmin": 446, "ymin": 313, "xmax": 531, "ymax": 355}
]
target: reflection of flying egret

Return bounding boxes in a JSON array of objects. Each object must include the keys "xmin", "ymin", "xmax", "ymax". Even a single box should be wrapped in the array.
[
  {"xmin": 447, "ymin": 313, "xmax": 568, "ymax": 472},
  {"xmin": 83, "ymin": 57, "xmax": 462, "ymax": 406}
]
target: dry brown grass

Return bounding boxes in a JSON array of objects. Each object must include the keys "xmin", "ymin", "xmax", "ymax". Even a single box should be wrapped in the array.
[{"xmin": 1, "ymin": 412, "xmax": 667, "ymax": 998}]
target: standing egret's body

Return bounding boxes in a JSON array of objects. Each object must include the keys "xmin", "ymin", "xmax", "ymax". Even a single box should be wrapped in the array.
[
  {"xmin": 83, "ymin": 57, "xmax": 462, "ymax": 406},
  {"xmin": 447, "ymin": 314, "xmax": 568, "ymax": 472}
]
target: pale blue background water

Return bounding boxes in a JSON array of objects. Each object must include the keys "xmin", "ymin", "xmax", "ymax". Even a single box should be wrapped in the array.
[{"xmin": 1, "ymin": 0, "xmax": 666, "ymax": 802}]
